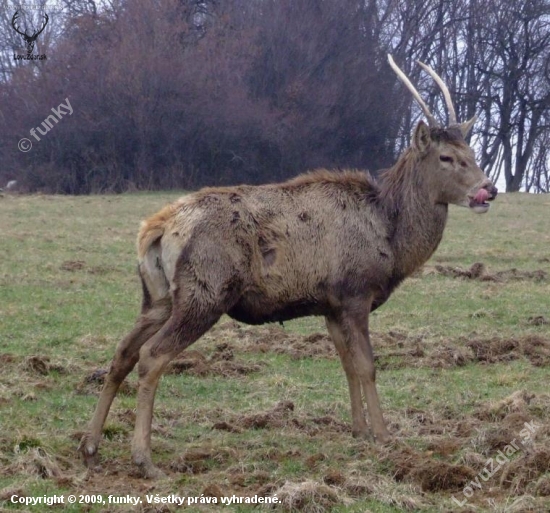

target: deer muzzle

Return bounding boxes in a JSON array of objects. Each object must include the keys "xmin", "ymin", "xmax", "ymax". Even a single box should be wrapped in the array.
[{"xmin": 469, "ymin": 181, "xmax": 497, "ymax": 213}]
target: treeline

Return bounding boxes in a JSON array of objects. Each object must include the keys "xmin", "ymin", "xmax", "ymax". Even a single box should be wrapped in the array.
[{"xmin": 0, "ymin": 0, "xmax": 549, "ymax": 193}]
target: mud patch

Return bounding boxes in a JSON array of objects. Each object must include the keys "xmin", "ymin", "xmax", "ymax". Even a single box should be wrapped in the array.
[
  {"xmin": 378, "ymin": 335, "xmax": 550, "ymax": 369},
  {"xmin": 432, "ymin": 262, "xmax": 547, "ymax": 282},
  {"xmin": 212, "ymin": 421, "xmax": 242, "ymax": 433},
  {"xmin": 59, "ymin": 260, "xmax": 119, "ymax": 275},
  {"xmin": 207, "ymin": 322, "xmax": 427, "ymax": 363},
  {"xmin": 168, "ymin": 344, "xmax": 264, "ymax": 378},
  {"xmin": 170, "ymin": 448, "xmax": 234, "ymax": 474},
  {"xmin": 239, "ymin": 400, "xmax": 295, "ymax": 430},
  {"xmin": 86, "ymin": 265, "xmax": 119, "ymax": 275},
  {"xmin": 23, "ymin": 355, "xmax": 68, "ymax": 375},
  {"xmin": 60, "ymin": 260, "xmax": 86, "ymax": 271},
  {"xmin": 527, "ymin": 315, "xmax": 549, "ymax": 326},
  {"xmin": 75, "ymin": 369, "xmax": 136, "ymax": 395},
  {"xmin": 476, "ymin": 390, "xmax": 534, "ymax": 422},
  {"xmin": 244, "ymin": 328, "xmax": 336, "ymax": 359},
  {"xmin": 3, "ymin": 447, "xmax": 64, "ymax": 479},
  {"xmin": 467, "ymin": 336, "xmax": 550, "ymax": 367},
  {"xmin": 501, "ymin": 448, "xmax": 550, "ymax": 494},
  {"xmin": 0, "ymin": 353, "xmax": 17, "ymax": 365},
  {"xmin": 213, "ymin": 401, "xmax": 350, "ymax": 436},
  {"xmin": 204, "ymin": 321, "xmax": 550, "ymax": 370},
  {"xmin": 270, "ymin": 479, "xmax": 347, "ymax": 512},
  {"xmin": 383, "ymin": 445, "xmax": 475, "ymax": 492}
]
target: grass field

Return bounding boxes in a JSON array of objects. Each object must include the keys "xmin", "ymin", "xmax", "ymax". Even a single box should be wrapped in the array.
[{"xmin": 0, "ymin": 191, "xmax": 549, "ymax": 512}]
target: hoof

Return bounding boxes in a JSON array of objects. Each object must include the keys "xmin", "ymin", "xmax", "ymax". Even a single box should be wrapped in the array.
[
  {"xmin": 133, "ymin": 450, "xmax": 166, "ymax": 480},
  {"xmin": 374, "ymin": 432, "xmax": 392, "ymax": 444},
  {"xmin": 352, "ymin": 429, "xmax": 373, "ymax": 441},
  {"xmin": 78, "ymin": 436, "xmax": 100, "ymax": 469},
  {"xmin": 139, "ymin": 464, "xmax": 167, "ymax": 480}
]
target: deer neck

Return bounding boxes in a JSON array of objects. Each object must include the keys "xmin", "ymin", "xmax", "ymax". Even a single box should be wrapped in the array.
[{"xmin": 380, "ymin": 153, "xmax": 449, "ymax": 279}]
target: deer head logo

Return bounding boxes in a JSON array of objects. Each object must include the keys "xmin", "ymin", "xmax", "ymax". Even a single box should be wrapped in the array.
[{"xmin": 11, "ymin": 11, "xmax": 49, "ymax": 57}]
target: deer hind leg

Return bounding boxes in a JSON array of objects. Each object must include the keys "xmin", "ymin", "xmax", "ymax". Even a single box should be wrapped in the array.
[
  {"xmin": 326, "ymin": 316, "xmax": 369, "ymax": 439},
  {"xmin": 131, "ymin": 303, "xmax": 226, "ymax": 479},
  {"xmin": 79, "ymin": 299, "xmax": 172, "ymax": 469},
  {"xmin": 132, "ymin": 256, "xmax": 243, "ymax": 478}
]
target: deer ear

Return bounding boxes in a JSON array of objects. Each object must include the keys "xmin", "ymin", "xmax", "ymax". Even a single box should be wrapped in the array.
[
  {"xmin": 412, "ymin": 121, "xmax": 431, "ymax": 154},
  {"xmin": 458, "ymin": 115, "xmax": 477, "ymax": 137}
]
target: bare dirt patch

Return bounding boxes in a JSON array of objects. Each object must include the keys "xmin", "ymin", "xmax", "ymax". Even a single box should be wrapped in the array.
[
  {"xmin": 381, "ymin": 444, "xmax": 475, "ymax": 492},
  {"xmin": 75, "ymin": 368, "xmax": 137, "ymax": 396},
  {"xmin": 60, "ymin": 260, "xmax": 86, "ymax": 271},
  {"xmin": 466, "ymin": 335, "xmax": 550, "ymax": 367},
  {"xmin": 432, "ymin": 262, "xmax": 547, "ymax": 282},
  {"xmin": 167, "ymin": 343, "xmax": 264, "ymax": 378},
  {"xmin": 170, "ymin": 448, "xmax": 235, "ymax": 474},
  {"xmin": 203, "ymin": 321, "xmax": 337, "ymax": 359},
  {"xmin": 213, "ymin": 401, "xmax": 351, "ymax": 437},
  {"xmin": 270, "ymin": 479, "xmax": 346, "ymax": 512},
  {"xmin": 233, "ymin": 400, "xmax": 296, "ymax": 430},
  {"xmin": 501, "ymin": 448, "xmax": 550, "ymax": 494},
  {"xmin": 22, "ymin": 355, "xmax": 69, "ymax": 375},
  {"xmin": 475, "ymin": 390, "xmax": 534, "ymax": 422},
  {"xmin": 194, "ymin": 321, "xmax": 550, "ymax": 371},
  {"xmin": 59, "ymin": 259, "xmax": 119, "ymax": 275},
  {"xmin": 375, "ymin": 334, "xmax": 550, "ymax": 369},
  {"xmin": 0, "ymin": 353, "xmax": 17, "ymax": 365},
  {"xmin": 528, "ymin": 315, "xmax": 549, "ymax": 326}
]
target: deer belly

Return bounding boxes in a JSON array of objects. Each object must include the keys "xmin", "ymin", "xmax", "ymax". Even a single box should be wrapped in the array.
[{"xmin": 227, "ymin": 294, "xmax": 327, "ymax": 325}]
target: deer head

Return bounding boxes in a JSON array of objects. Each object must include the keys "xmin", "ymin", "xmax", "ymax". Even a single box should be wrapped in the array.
[
  {"xmin": 12, "ymin": 11, "xmax": 49, "ymax": 57},
  {"xmin": 388, "ymin": 55, "xmax": 497, "ymax": 213}
]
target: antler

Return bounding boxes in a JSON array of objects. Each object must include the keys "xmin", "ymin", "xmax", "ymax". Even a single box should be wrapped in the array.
[
  {"xmin": 417, "ymin": 60, "xmax": 457, "ymax": 125},
  {"xmin": 388, "ymin": 54, "xmax": 438, "ymax": 127},
  {"xmin": 11, "ymin": 11, "xmax": 27, "ymax": 37},
  {"xmin": 34, "ymin": 13, "xmax": 49, "ymax": 38},
  {"xmin": 11, "ymin": 11, "xmax": 49, "ymax": 39},
  {"xmin": 388, "ymin": 55, "xmax": 460, "ymax": 127}
]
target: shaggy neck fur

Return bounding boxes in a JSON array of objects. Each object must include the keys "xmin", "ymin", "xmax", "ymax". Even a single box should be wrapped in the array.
[{"xmin": 378, "ymin": 148, "xmax": 448, "ymax": 278}]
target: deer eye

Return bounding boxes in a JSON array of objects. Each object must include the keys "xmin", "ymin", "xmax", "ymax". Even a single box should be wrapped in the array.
[{"xmin": 439, "ymin": 155, "xmax": 454, "ymax": 163}]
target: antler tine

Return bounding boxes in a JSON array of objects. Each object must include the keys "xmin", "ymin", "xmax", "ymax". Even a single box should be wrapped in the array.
[
  {"xmin": 11, "ymin": 12, "xmax": 26, "ymax": 37},
  {"xmin": 35, "ymin": 13, "xmax": 49, "ymax": 37},
  {"xmin": 388, "ymin": 55, "xmax": 438, "ymax": 127},
  {"xmin": 417, "ymin": 60, "xmax": 457, "ymax": 125}
]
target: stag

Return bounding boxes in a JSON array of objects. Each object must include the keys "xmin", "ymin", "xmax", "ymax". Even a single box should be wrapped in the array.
[
  {"xmin": 80, "ymin": 55, "xmax": 497, "ymax": 478},
  {"xmin": 12, "ymin": 11, "xmax": 48, "ymax": 57}
]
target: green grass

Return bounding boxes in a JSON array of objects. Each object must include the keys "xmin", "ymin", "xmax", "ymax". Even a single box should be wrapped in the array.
[{"xmin": 0, "ymin": 191, "xmax": 549, "ymax": 512}]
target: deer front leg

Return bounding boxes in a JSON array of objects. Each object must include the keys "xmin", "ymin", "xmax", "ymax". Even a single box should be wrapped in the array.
[
  {"xmin": 326, "ymin": 316, "xmax": 369, "ymax": 439},
  {"xmin": 349, "ymin": 314, "xmax": 391, "ymax": 443}
]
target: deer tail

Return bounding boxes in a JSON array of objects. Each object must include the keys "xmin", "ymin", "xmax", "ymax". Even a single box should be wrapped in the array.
[{"xmin": 136, "ymin": 203, "xmax": 178, "ymax": 306}]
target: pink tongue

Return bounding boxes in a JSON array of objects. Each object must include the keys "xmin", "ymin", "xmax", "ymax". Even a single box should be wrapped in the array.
[{"xmin": 474, "ymin": 188, "xmax": 489, "ymax": 203}]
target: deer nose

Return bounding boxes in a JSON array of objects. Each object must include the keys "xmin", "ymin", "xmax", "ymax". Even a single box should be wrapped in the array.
[{"xmin": 480, "ymin": 180, "xmax": 498, "ymax": 200}]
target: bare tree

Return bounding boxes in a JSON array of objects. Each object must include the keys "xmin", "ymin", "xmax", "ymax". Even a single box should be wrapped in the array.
[
  {"xmin": 472, "ymin": 0, "xmax": 550, "ymax": 191},
  {"xmin": 1, "ymin": 0, "xmax": 549, "ymax": 193}
]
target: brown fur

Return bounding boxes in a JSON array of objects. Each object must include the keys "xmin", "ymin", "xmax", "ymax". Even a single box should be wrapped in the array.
[
  {"xmin": 80, "ymin": 120, "xmax": 496, "ymax": 479},
  {"xmin": 137, "ymin": 200, "xmax": 185, "ymax": 259}
]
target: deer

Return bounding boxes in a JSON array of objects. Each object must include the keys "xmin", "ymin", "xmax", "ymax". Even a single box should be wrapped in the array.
[
  {"xmin": 79, "ymin": 55, "xmax": 497, "ymax": 479},
  {"xmin": 11, "ymin": 11, "xmax": 49, "ymax": 57}
]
